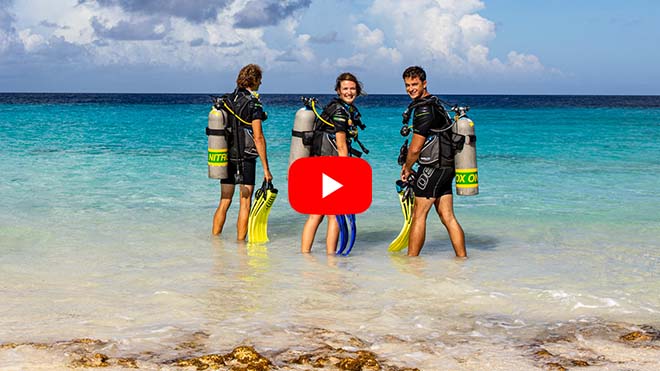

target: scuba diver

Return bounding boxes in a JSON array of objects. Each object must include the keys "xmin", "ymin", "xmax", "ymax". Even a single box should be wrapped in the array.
[
  {"xmin": 211, "ymin": 64, "xmax": 273, "ymax": 240},
  {"xmin": 300, "ymin": 72, "xmax": 367, "ymax": 255},
  {"xmin": 399, "ymin": 66, "xmax": 466, "ymax": 258}
]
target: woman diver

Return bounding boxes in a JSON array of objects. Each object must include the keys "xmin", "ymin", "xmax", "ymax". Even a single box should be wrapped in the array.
[{"xmin": 300, "ymin": 72, "xmax": 366, "ymax": 254}]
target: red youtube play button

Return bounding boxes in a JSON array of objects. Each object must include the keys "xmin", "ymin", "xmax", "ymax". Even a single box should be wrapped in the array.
[{"xmin": 288, "ymin": 157, "xmax": 372, "ymax": 215}]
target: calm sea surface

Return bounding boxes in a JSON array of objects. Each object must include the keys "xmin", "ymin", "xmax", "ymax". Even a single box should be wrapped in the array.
[{"xmin": 1, "ymin": 93, "xmax": 659, "ymax": 370}]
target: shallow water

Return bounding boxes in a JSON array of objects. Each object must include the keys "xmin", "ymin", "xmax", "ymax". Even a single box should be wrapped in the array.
[{"xmin": 1, "ymin": 94, "xmax": 659, "ymax": 370}]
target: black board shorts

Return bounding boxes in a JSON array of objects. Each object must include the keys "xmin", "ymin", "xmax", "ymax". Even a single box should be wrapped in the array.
[
  {"xmin": 413, "ymin": 166, "xmax": 454, "ymax": 198},
  {"xmin": 220, "ymin": 159, "xmax": 256, "ymax": 185}
]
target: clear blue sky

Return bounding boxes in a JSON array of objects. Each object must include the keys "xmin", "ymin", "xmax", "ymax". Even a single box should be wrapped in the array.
[{"xmin": 1, "ymin": 0, "xmax": 658, "ymax": 94}]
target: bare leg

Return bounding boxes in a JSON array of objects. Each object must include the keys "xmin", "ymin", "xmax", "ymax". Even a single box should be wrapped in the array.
[
  {"xmin": 236, "ymin": 184, "xmax": 254, "ymax": 241},
  {"xmin": 407, "ymin": 197, "xmax": 435, "ymax": 256},
  {"xmin": 435, "ymin": 194, "xmax": 467, "ymax": 258},
  {"xmin": 325, "ymin": 215, "xmax": 339, "ymax": 255},
  {"xmin": 212, "ymin": 184, "xmax": 235, "ymax": 235},
  {"xmin": 301, "ymin": 214, "xmax": 324, "ymax": 253}
]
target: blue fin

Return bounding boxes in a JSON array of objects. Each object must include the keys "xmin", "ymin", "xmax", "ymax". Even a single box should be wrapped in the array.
[
  {"xmin": 335, "ymin": 215, "xmax": 349, "ymax": 255},
  {"xmin": 341, "ymin": 214, "xmax": 357, "ymax": 256}
]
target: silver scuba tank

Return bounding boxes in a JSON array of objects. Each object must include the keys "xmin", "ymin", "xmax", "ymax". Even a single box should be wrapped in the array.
[
  {"xmin": 288, "ymin": 105, "xmax": 316, "ymax": 169},
  {"xmin": 207, "ymin": 106, "xmax": 229, "ymax": 179},
  {"xmin": 452, "ymin": 106, "xmax": 478, "ymax": 195}
]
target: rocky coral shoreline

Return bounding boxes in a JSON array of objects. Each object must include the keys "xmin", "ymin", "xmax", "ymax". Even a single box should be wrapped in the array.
[{"xmin": 1, "ymin": 321, "xmax": 658, "ymax": 370}]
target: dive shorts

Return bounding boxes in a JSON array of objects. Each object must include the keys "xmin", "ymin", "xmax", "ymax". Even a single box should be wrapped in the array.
[
  {"xmin": 221, "ymin": 159, "xmax": 256, "ymax": 185},
  {"xmin": 413, "ymin": 166, "xmax": 454, "ymax": 199}
]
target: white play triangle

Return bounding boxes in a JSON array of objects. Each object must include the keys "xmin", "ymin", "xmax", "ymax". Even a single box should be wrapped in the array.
[{"xmin": 322, "ymin": 173, "xmax": 343, "ymax": 199}]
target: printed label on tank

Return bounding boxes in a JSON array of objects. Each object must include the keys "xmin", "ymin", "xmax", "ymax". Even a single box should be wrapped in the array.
[
  {"xmin": 455, "ymin": 168, "xmax": 478, "ymax": 188},
  {"xmin": 208, "ymin": 149, "xmax": 228, "ymax": 166}
]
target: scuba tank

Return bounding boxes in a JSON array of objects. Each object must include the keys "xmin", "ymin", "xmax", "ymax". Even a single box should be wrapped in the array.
[
  {"xmin": 206, "ymin": 96, "xmax": 229, "ymax": 179},
  {"xmin": 288, "ymin": 97, "xmax": 316, "ymax": 168},
  {"xmin": 451, "ymin": 106, "xmax": 478, "ymax": 196},
  {"xmin": 288, "ymin": 96, "xmax": 368, "ymax": 165}
]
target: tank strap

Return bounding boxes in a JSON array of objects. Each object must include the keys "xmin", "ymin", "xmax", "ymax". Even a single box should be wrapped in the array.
[
  {"xmin": 206, "ymin": 127, "xmax": 226, "ymax": 136},
  {"xmin": 455, "ymin": 134, "xmax": 477, "ymax": 144},
  {"xmin": 291, "ymin": 130, "xmax": 313, "ymax": 138},
  {"xmin": 292, "ymin": 129, "xmax": 314, "ymax": 145}
]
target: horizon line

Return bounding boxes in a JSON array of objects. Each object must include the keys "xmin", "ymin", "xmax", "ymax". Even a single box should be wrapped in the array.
[{"xmin": 2, "ymin": 92, "xmax": 660, "ymax": 97}]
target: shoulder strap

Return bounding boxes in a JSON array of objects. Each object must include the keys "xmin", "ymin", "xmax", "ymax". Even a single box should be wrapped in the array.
[{"xmin": 223, "ymin": 90, "xmax": 253, "ymax": 126}]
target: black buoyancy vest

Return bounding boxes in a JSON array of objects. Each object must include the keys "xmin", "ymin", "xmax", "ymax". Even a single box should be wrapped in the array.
[
  {"xmin": 312, "ymin": 99, "xmax": 366, "ymax": 157},
  {"xmin": 224, "ymin": 89, "xmax": 258, "ymax": 161},
  {"xmin": 409, "ymin": 96, "xmax": 455, "ymax": 168}
]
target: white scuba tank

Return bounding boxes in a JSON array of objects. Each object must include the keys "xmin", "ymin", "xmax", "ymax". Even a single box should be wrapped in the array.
[
  {"xmin": 288, "ymin": 107, "xmax": 315, "ymax": 168},
  {"xmin": 452, "ymin": 106, "xmax": 478, "ymax": 195},
  {"xmin": 207, "ymin": 106, "xmax": 229, "ymax": 179}
]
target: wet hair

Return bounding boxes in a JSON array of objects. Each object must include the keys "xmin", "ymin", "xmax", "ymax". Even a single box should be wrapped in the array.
[
  {"xmin": 334, "ymin": 72, "xmax": 365, "ymax": 96},
  {"xmin": 236, "ymin": 64, "xmax": 262, "ymax": 89},
  {"xmin": 402, "ymin": 66, "xmax": 426, "ymax": 82}
]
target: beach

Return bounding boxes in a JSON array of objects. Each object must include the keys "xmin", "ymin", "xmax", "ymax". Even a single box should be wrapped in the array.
[{"xmin": 1, "ymin": 93, "xmax": 659, "ymax": 370}]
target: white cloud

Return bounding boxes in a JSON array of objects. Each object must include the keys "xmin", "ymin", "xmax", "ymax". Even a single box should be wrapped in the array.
[
  {"xmin": 0, "ymin": 25, "xmax": 14, "ymax": 53},
  {"xmin": 2, "ymin": 0, "xmax": 558, "ymax": 92},
  {"xmin": 458, "ymin": 13, "xmax": 495, "ymax": 46},
  {"xmin": 368, "ymin": 0, "xmax": 550, "ymax": 75},
  {"xmin": 354, "ymin": 23, "xmax": 383, "ymax": 48},
  {"xmin": 5, "ymin": 0, "xmax": 298, "ymax": 72},
  {"xmin": 377, "ymin": 46, "xmax": 402, "ymax": 64},
  {"xmin": 328, "ymin": 23, "xmax": 399, "ymax": 69},
  {"xmin": 18, "ymin": 28, "xmax": 45, "ymax": 51},
  {"xmin": 507, "ymin": 51, "xmax": 544, "ymax": 72},
  {"xmin": 336, "ymin": 53, "xmax": 367, "ymax": 69}
]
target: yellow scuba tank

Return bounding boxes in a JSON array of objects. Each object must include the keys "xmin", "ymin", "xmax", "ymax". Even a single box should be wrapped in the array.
[
  {"xmin": 207, "ymin": 97, "xmax": 229, "ymax": 179},
  {"xmin": 452, "ymin": 106, "xmax": 478, "ymax": 195}
]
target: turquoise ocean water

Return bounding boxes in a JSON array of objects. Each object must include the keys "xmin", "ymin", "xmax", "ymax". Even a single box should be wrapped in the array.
[{"xmin": 1, "ymin": 93, "xmax": 659, "ymax": 370}]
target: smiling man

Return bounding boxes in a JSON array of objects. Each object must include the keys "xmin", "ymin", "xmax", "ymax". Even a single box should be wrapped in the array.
[{"xmin": 400, "ymin": 66, "xmax": 467, "ymax": 258}]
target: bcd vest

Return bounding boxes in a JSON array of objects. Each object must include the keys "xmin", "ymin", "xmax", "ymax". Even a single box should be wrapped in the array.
[
  {"xmin": 408, "ymin": 97, "xmax": 455, "ymax": 168},
  {"xmin": 223, "ymin": 89, "xmax": 263, "ymax": 161}
]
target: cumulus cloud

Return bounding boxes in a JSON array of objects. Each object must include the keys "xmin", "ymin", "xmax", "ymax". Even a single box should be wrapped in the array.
[
  {"xmin": 327, "ymin": 23, "xmax": 400, "ymax": 69},
  {"xmin": 506, "ymin": 51, "xmax": 544, "ymax": 72},
  {"xmin": 2, "ymin": 0, "xmax": 556, "ymax": 92},
  {"xmin": 0, "ymin": 1, "xmax": 17, "ymax": 53},
  {"xmin": 368, "ymin": 0, "xmax": 549, "ymax": 75},
  {"xmin": 377, "ymin": 46, "xmax": 402, "ymax": 64},
  {"xmin": 336, "ymin": 53, "xmax": 367, "ymax": 69},
  {"xmin": 84, "ymin": 0, "xmax": 227, "ymax": 24},
  {"xmin": 91, "ymin": 16, "xmax": 170, "ymax": 41},
  {"xmin": 276, "ymin": 33, "xmax": 314, "ymax": 63},
  {"xmin": 234, "ymin": 0, "xmax": 312, "ymax": 28},
  {"xmin": 458, "ymin": 13, "xmax": 494, "ymax": 45},
  {"xmin": 18, "ymin": 28, "xmax": 45, "ymax": 51},
  {"xmin": 354, "ymin": 23, "xmax": 383, "ymax": 48},
  {"xmin": 39, "ymin": 20, "xmax": 66, "ymax": 29}
]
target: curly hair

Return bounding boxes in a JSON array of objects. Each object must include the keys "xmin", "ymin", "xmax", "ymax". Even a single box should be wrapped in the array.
[
  {"xmin": 334, "ymin": 72, "xmax": 365, "ymax": 96},
  {"xmin": 402, "ymin": 66, "xmax": 426, "ymax": 81},
  {"xmin": 236, "ymin": 64, "xmax": 263, "ymax": 89}
]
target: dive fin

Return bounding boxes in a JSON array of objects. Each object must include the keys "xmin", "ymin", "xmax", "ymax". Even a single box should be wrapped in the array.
[
  {"xmin": 247, "ymin": 181, "xmax": 267, "ymax": 242},
  {"xmin": 254, "ymin": 181, "xmax": 278, "ymax": 242},
  {"xmin": 248, "ymin": 180, "xmax": 277, "ymax": 243},
  {"xmin": 335, "ymin": 215, "xmax": 349, "ymax": 255},
  {"xmin": 341, "ymin": 214, "xmax": 357, "ymax": 256},
  {"xmin": 388, "ymin": 181, "xmax": 414, "ymax": 252}
]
